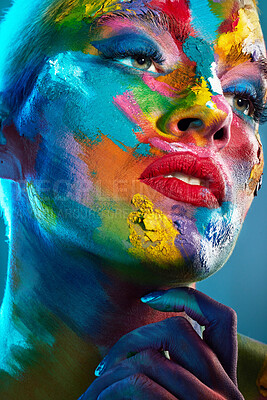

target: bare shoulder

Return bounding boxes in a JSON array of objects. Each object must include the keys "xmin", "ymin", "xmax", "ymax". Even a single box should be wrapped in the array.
[{"xmin": 237, "ymin": 333, "xmax": 267, "ymax": 399}]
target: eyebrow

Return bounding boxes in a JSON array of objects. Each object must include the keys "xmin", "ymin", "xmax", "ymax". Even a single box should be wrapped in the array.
[
  {"xmin": 95, "ymin": 9, "xmax": 267, "ymax": 85},
  {"xmin": 95, "ymin": 9, "xmax": 192, "ymax": 43}
]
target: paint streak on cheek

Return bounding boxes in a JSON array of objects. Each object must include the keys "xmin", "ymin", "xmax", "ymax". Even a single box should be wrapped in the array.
[
  {"xmin": 224, "ymin": 116, "xmax": 263, "ymax": 198},
  {"xmin": 114, "ymin": 90, "xmax": 161, "ymax": 145},
  {"xmin": 76, "ymin": 133, "xmax": 156, "ymax": 204},
  {"xmin": 246, "ymin": 141, "xmax": 264, "ymax": 196},
  {"xmin": 76, "ymin": 133, "xmax": 136, "ymax": 200},
  {"xmin": 127, "ymin": 194, "xmax": 183, "ymax": 265}
]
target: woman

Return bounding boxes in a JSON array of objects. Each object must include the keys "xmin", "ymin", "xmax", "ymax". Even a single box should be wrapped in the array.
[{"xmin": 0, "ymin": 0, "xmax": 266, "ymax": 398}]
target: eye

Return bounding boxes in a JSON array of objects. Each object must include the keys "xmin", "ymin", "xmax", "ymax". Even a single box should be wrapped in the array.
[
  {"xmin": 118, "ymin": 55, "xmax": 157, "ymax": 72},
  {"xmin": 233, "ymin": 96, "xmax": 251, "ymax": 115},
  {"xmin": 225, "ymin": 94, "xmax": 253, "ymax": 117}
]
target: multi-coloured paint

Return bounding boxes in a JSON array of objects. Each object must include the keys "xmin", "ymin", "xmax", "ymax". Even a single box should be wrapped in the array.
[{"xmin": 0, "ymin": 0, "xmax": 266, "ymax": 398}]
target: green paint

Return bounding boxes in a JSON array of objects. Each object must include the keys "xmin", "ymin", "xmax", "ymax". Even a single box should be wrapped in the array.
[{"xmin": 207, "ymin": 0, "xmax": 225, "ymax": 20}]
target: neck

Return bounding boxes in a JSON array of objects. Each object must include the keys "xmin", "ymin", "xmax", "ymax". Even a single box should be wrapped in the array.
[{"xmin": 0, "ymin": 214, "xmax": 185, "ymax": 399}]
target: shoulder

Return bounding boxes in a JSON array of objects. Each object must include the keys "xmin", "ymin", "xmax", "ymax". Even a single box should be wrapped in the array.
[{"xmin": 237, "ymin": 333, "xmax": 267, "ymax": 399}]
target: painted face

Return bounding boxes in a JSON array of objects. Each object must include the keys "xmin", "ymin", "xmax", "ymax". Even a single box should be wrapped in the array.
[{"xmin": 15, "ymin": 0, "xmax": 266, "ymax": 284}]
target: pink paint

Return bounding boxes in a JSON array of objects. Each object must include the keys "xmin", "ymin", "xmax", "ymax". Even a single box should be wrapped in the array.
[
  {"xmin": 114, "ymin": 91, "xmax": 157, "ymax": 143},
  {"xmin": 142, "ymin": 73, "xmax": 183, "ymax": 98}
]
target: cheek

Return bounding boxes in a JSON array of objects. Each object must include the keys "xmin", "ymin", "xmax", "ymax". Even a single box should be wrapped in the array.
[
  {"xmin": 27, "ymin": 53, "xmax": 147, "ymax": 149},
  {"xmin": 224, "ymin": 115, "xmax": 263, "ymax": 201}
]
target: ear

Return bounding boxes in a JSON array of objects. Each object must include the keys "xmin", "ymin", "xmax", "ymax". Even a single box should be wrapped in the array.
[{"xmin": 0, "ymin": 114, "xmax": 24, "ymax": 182}]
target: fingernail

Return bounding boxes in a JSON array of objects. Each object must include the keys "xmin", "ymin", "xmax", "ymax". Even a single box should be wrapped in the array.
[
  {"xmin": 141, "ymin": 291, "xmax": 165, "ymax": 303},
  {"xmin": 95, "ymin": 357, "xmax": 107, "ymax": 377}
]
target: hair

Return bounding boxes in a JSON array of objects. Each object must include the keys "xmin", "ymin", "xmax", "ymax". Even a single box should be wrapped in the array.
[{"xmin": 0, "ymin": 0, "xmax": 101, "ymax": 115}]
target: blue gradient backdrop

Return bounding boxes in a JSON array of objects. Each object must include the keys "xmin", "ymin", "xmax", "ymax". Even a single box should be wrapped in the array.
[{"xmin": 0, "ymin": 0, "xmax": 266, "ymax": 342}]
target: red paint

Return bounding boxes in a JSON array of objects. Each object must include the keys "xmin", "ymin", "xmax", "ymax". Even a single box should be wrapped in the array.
[
  {"xmin": 1, "ymin": 123, "xmax": 41, "ymax": 180},
  {"xmin": 148, "ymin": 0, "xmax": 192, "ymax": 45},
  {"xmin": 149, "ymin": 0, "xmax": 190, "ymax": 22},
  {"xmin": 140, "ymin": 151, "xmax": 226, "ymax": 208},
  {"xmin": 218, "ymin": 1, "xmax": 240, "ymax": 34}
]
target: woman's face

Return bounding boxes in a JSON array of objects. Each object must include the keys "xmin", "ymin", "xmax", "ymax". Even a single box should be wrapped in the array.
[{"xmin": 16, "ymin": 0, "xmax": 266, "ymax": 284}]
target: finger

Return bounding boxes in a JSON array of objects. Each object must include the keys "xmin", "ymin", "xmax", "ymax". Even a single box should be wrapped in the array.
[
  {"xmin": 89, "ymin": 349, "xmax": 231, "ymax": 399},
  {"xmin": 141, "ymin": 287, "xmax": 237, "ymax": 383},
  {"xmin": 95, "ymin": 315, "xmax": 232, "ymax": 392},
  {"xmin": 96, "ymin": 374, "xmax": 178, "ymax": 400}
]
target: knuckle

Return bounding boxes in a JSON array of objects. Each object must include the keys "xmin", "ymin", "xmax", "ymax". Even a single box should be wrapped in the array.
[
  {"xmin": 168, "ymin": 315, "xmax": 192, "ymax": 331},
  {"xmin": 228, "ymin": 307, "xmax": 237, "ymax": 323},
  {"xmin": 223, "ymin": 305, "xmax": 237, "ymax": 327},
  {"xmin": 214, "ymin": 302, "xmax": 237, "ymax": 328},
  {"xmin": 129, "ymin": 373, "xmax": 151, "ymax": 390},
  {"xmin": 131, "ymin": 348, "xmax": 164, "ymax": 368}
]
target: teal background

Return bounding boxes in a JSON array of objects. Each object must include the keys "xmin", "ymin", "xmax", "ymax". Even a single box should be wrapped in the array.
[{"xmin": 0, "ymin": 0, "xmax": 266, "ymax": 342}]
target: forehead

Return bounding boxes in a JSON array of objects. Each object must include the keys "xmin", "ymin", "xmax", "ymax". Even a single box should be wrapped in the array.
[
  {"xmin": 51, "ymin": 0, "xmax": 265, "ymax": 59},
  {"xmin": 52, "ymin": 0, "xmax": 259, "ymax": 32}
]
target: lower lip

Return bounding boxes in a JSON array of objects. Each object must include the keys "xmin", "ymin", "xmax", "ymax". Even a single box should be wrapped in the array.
[{"xmin": 140, "ymin": 176, "xmax": 220, "ymax": 208}]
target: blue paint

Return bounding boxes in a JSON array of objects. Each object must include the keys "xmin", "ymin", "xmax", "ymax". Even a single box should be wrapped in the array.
[
  {"xmin": 195, "ymin": 202, "xmax": 235, "ymax": 238},
  {"xmin": 91, "ymin": 33, "xmax": 164, "ymax": 64},
  {"xmin": 23, "ymin": 52, "xmax": 151, "ymax": 155},
  {"xmin": 189, "ymin": 0, "xmax": 219, "ymax": 41},
  {"xmin": 192, "ymin": 202, "xmax": 240, "ymax": 274},
  {"xmin": 183, "ymin": 36, "xmax": 217, "ymax": 94},
  {"xmin": 223, "ymin": 81, "xmax": 258, "ymax": 98},
  {"xmin": 133, "ymin": 142, "xmax": 152, "ymax": 156}
]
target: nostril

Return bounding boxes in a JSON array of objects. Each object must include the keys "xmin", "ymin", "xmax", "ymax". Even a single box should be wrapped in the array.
[
  {"xmin": 214, "ymin": 128, "xmax": 225, "ymax": 141},
  {"xmin": 178, "ymin": 118, "xmax": 203, "ymax": 132}
]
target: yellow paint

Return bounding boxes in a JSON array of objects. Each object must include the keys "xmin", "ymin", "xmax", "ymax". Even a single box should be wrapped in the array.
[
  {"xmin": 51, "ymin": 0, "xmax": 123, "ymax": 26},
  {"xmin": 191, "ymin": 78, "xmax": 215, "ymax": 107},
  {"xmin": 247, "ymin": 143, "xmax": 264, "ymax": 195},
  {"xmin": 127, "ymin": 194, "xmax": 182, "ymax": 266},
  {"xmin": 216, "ymin": 7, "xmax": 263, "ymax": 65},
  {"xmin": 27, "ymin": 182, "xmax": 57, "ymax": 231},
  {"xmin": 156, "ymin": 63, "xmax": 196, "ymax": 93},
  {"xmin": 85, "ymin": 0, "xmax": 122, "ymax": 19}
]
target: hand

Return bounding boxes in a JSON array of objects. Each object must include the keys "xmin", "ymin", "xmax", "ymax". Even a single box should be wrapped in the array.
[{"xmin": 80, "ymin": 287, "xmax": 244, "ymax": 399}]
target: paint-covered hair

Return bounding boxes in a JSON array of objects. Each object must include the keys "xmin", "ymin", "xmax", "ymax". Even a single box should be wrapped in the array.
[
  {"xmin": 0, "ymin": 0, "xmax": 108, "ymax": 115},
  {"xmin": 0, "ymin": 0, "xmax": 55, "ymax": 114}
]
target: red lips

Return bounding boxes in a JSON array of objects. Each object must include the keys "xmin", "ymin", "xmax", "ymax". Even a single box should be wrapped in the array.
[{"xmin": 139, "ymin": 152, "xmax": 226, "ymax": 208}]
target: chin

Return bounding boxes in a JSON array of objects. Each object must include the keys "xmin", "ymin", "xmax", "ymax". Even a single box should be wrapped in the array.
[{"xmin": 102, "ymin": 241, "xmax": 232, "ymax": 288}]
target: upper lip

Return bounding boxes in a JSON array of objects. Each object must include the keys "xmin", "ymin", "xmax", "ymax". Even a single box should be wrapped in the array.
[{"xmin": 139, "ymin": 151, "xmax": 226, "ymax": 206}]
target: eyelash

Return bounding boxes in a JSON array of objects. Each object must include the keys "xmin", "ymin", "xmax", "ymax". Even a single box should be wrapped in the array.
[
  {"xmin": 224, "ymin": 87, "xmax": 267, "ymax": 124},
  {"xmin": 92, "ymin": 35, "xmax": 165, "ymax": 71},
  {"xmin": 101, "ymin": 47, "xmax": 165, "ymax": 72}
]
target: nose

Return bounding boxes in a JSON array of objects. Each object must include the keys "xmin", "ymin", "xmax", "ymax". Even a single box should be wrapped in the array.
[{"xmin": 156, "ymin": 94, "xmax": 233, "ymax": 152}]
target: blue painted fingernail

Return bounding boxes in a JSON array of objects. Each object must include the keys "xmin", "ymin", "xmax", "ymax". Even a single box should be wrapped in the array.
[
  {"xmin": 95, "ymin": 357, "xmax": 107, "ymax": 377},
  {"xmin": 141, "ymin": 291, "xmax": 165, "ymax": 303}
]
